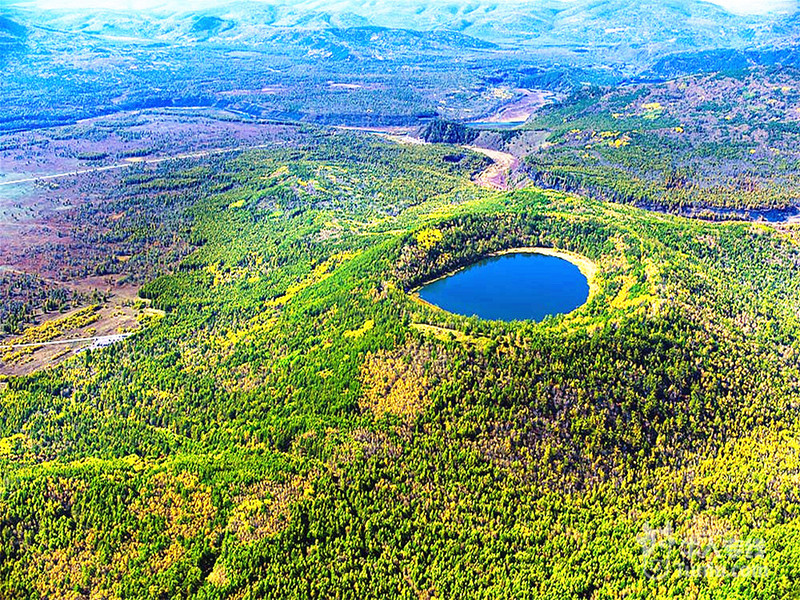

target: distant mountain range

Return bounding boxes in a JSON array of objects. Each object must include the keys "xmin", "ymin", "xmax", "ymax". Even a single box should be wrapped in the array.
[
  {"xmin": 2, "ymin": 0, "xmax": 799, "ymax": 66},
  {"xmin": 2, "ymin": 0, "xmax": 800, "ymax": 131}
]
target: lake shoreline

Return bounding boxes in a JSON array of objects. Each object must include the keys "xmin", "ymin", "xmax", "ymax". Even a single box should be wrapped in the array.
[
  {"xmin": 492, "ymin": 247, "xmax": 598, "ymax": 297},
  {"xmin": 409, "ymin": 246, "xmax": 599, "ymax": 313}
]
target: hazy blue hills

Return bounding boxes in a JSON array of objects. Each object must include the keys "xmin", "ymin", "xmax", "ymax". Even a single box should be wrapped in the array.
[
  {"xmin": 1, "ymin": 0, "xmax": 799, "ymax": 130},
  {"xmin": 3, "ymin": 0, "xmax": 798, "ymax": 63}
]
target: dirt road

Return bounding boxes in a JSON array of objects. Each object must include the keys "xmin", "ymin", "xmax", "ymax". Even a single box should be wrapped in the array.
[
  {"xmin": 0, "ymin": 143, "xmax": 275, "ymax": 187},
  {"xmin": 466, "ymin": 146, "xmax": 519, "ymax": 191}
]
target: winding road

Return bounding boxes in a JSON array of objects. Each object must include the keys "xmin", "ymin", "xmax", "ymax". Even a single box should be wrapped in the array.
[
  {"xmin": 0, "ymin": 127, "xmax": 518, "ymax": 195},
  {"xmin": 465, "ymin": 146, "xmax": 519, "ymax": 191},
  {"xmin": 0, "ymin": 143, "xmax": 276, "ymax": 187}
]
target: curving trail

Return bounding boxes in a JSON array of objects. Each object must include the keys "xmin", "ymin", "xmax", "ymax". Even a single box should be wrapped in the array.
[
  {"xmin": 0, "ymin": 143, "xmax": 276, "ymax": 187},
  {"xmin": 465, "ymin": 146, "xmax": 519, "ymax": 191}
]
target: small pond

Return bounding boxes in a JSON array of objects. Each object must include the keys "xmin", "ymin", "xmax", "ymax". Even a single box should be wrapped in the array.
[{"xmin": 417, "ymin": 251, "xmax": 590, "ymax": 322}]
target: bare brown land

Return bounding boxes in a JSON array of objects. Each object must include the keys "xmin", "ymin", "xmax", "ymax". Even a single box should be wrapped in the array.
[
  {"xmin": 471, "ymin": 88, "xmax": 557, "ymax": 124},
  {"xmin": 0, "ymin": 110, "xmax": 298, "ymax": 376},
  {"xmin": 466, "ymin": 146, "xmax": 519, "ymax": 191},
  {"xmin": 0, "ymin": 290, "xmax": 162, "ymax": 377}
]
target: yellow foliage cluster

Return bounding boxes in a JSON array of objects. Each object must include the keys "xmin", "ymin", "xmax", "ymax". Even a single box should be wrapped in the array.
[
  {"xmin": 207, "ymin": 561, "xmax": 230, "ymax": 587},
  {"xmin": 5, "ymin": 305, "xmax": 99, "ymax": 347},
  {"xmin": 16, "ymin": 478, "xmax": 108, "ymax": 599},
  {"xmin": 414, "ymin": 227, "xmax": 444, "ymax": 250},
  {"xmin": 126, "ymin": 471, "xmax": 218, "ymax": 577},
  {"xmin": 2, "ymin": 306, "xmax": 101, "ymax": 363},
  {"xmin": 2, "ymin": 345, "xmax": 36, "ymax": 365},
  {"xmin": 136, "ymin": 307, "xmax": 165, "ymax": 327},
  {"xmin": 581, "ymin": 131, "xmax": 631, "ymax": 150},
  {"xmin": 594, "ymin": 236, "xmax": 661, "ymax": 316},
  {"xmin": 132, "ymin": 471, "xmax": 216, "ymax": 538},
  {"xmin": 203, "ymin": 253, "xmax": 271, "ymax": 287},
  {"xmin": 641, "ymin": 102, "xmax": 665, "ymax": 119},
  {"xmin": 31, "ymin": 545, "xmax": 97, "ymax": 600},
  {"xmin": 679, "ymin": 513, "xmax": 734, "ymax": 547},
  {"xmin": 226, "ymin": 476, "xmax": 307, "ymax": 544},
  {"xmin": 267, "ymin": 251, "xmax": 359, "ymax": 308},
  {"xmin": 295, "ymin": 177, "xmax": 320, "ymax": 192},
  {"xmin": 609, "ymin": 134, "xmax": 631, "ymax": 148},
  {"xmin": 267, "ymin": 165, "xmax": 289, "ymax": 179},
  {"xmin": 360, "ymin": 344, "xmax": 434, "ymax": 419},
  {"xmin": 204, "ymin": 261, "xmax": 251, "ymax": 287},
  {"xmin": 343, "ymin": 319, "xmax": 374, "ymax": 339},
  {"xmin": 609, "ymin": 264, "xmax": 660, "ymax": 314},
  {"xmin": 220, "ymin": 316, "xmax": 278, "ymax": 351},
  {"xmin": 0, "ymin": 433, "xmax": 31, "ymax": 459}
]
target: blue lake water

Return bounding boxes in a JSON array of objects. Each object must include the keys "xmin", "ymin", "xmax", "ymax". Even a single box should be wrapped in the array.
[
  {"xmin": 418, "ymin": 252, "xmax": 590, "ymax": 322},
  {"xmin": 467, "ymin": 121, "xmax": 526, "ymax": 130}
]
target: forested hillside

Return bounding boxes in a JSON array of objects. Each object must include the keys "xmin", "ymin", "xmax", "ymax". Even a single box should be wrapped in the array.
[
  {"xmin": 523, "ymin": 67, "xmax": 800, "ymax": 217},
  {"xmin": 2, "ymin": 132, "xmax": 800, "ymax": 598},
  {"xmin": 5, "ymin": 0, "xmax": 800, "ymax": 597}
]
